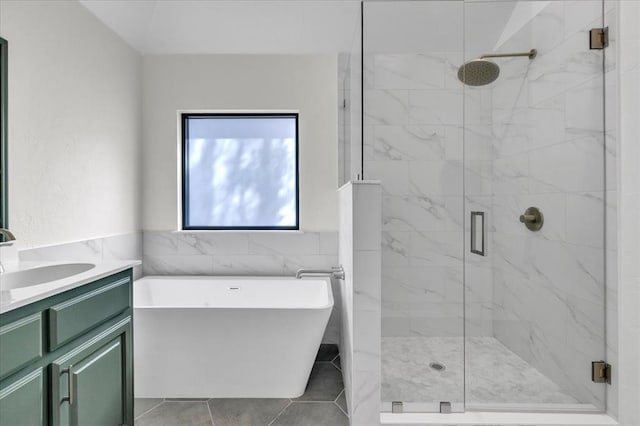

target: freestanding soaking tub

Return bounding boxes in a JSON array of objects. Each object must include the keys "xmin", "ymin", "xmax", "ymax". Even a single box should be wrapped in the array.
[{"xmin": 133, "ymin": 275, "xmax": 333, "ymax": 398}]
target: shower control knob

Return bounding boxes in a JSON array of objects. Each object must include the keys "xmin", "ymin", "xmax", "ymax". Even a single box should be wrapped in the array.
[
  {"xmin": 519, "ymin": 214, "xmax": 536, "ymax": 223},
  {"xmin": 519, "ymin": 207, "xmax": 543, "ymax": 231}
]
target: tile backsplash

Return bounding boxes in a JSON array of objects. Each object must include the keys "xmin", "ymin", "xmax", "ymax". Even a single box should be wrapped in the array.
[
  {"xmin": 143, "ymin": 231, "xmax": 338, "ymax": 276},
  {"xmin": 18, "ymin": 232, "xmax": 143, "ymax": 279}
]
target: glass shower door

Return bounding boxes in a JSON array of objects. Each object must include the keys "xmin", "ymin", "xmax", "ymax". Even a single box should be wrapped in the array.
[
  {"xmin": 363, "ymin": 0, "xmax": 466, "ymax": 413},
  {"xmin": 463, "ymin": 0, "xmax": 607, "ymax": 412}
]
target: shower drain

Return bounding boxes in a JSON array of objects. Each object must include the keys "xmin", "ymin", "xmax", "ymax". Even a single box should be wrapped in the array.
[{"xmin": 429, "ymin": 362, "xmax": 446, "ymax": 372}]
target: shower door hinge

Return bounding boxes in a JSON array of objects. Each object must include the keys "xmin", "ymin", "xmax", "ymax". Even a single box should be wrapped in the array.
[
  {"xmin": 590, "ymin": 27, "xmax": 609, "ymax": 49},
  {"xmin": 592, "ymin": 361, "xmax": 612, "ymax": 384}
]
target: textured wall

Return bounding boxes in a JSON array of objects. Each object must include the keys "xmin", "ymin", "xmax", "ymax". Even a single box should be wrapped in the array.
[{"xmin": 0, "ymin": 0, "xmax": 142, "ymax": 248}]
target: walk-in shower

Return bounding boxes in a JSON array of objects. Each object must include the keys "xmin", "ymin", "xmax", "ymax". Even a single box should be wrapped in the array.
[
  {"xmin": 361, "ymin": 0, "xmax": 609, "ymax": 416},
  {"xmin": 457, "ymin": 49, "xmax": 537, "ymax": 86}
]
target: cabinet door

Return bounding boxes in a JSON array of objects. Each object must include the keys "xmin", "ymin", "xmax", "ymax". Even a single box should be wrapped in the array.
[
  {"xmin": 0, "ymin": 368, "xmax": 44, "ymax": 426},
  {"xmin": 52, "ymin": 319, "xmax": 132, "ymax": 426}
]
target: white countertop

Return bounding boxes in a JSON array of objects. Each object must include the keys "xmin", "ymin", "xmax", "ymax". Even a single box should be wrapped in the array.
[{"xmin": 0, "ymin": 260, "xmax": 141, "ymax": 314}]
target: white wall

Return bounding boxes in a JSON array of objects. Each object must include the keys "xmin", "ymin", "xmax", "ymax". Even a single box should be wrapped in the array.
[
  {"xmin": 0, "ymin": 0, "xmax": 142, "ymax": 248},
  {"xmin": 615, "ymin": 1, "xmax": 640, "ymax": 424},
  {"xmin": 142, "ymin": 54, "xmax": 338, "ymax": 232}
]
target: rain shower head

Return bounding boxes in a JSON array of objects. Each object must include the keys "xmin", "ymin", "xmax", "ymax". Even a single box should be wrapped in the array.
[
  {"xmin": 457, "ymin": 48, "xmax": 537, "ymax": 86},
  {"xmin": 457, "ymin": 59, "xmax": 500, "ymax": 86}
]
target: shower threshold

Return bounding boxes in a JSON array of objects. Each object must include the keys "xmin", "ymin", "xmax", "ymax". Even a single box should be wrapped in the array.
[{"xmin": 380, "ymin": 411, "xmax": 617, "ymax": 425}]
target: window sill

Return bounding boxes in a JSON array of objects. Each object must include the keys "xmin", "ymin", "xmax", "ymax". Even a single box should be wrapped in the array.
[{"xmin": 172, "ymin": 229, "xmax": 305, "ymax": 234}]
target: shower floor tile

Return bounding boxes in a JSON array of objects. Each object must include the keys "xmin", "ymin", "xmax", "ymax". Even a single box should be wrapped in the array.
[{"xmin": 382, "ymin": 336, "xmax": 579, "ymax": 406}]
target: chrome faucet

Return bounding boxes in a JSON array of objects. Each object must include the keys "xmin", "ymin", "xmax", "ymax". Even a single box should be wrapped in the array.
[
  {"xmin": 0, "ymin": 228, "xmax": 16, "ymax": 273},
  {"xmin": 0, "ymin": 228, "xmax": 16, "ymax": 246},
  {"xmin": 296, "ymin": 265, "xmax": 345, "ymax": 280}
]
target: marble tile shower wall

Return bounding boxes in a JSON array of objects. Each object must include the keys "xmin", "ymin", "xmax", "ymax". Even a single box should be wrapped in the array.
[
  {"xmin": 363, "ymin": 51, "xmax": 495, "ymax": 338},
  {"xmin": 489, "ymin": 1, "xmax": 610, "ymax": 408},
  {"xmin": 142, "ymin": 231, "xmax": 341, "ymax": 343}
]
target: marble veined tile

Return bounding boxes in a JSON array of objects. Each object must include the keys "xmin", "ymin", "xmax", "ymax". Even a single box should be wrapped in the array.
[
  {"xmin": 374, "ymin": 53, "xmax": 447, "ymax": 90},
  {"xmin": 364, "ymin": 89, "xmax": 409, "ymax": 125},
  {"xmin": 370, "ymin": 125, "xmax": 448, "ymax": 162}
]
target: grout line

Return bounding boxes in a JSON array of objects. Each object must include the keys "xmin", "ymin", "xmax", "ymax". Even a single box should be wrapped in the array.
[
  {"xmin": 334, "ymin": 387, "xmax": 348, "ymax": 417},
  {"xmin": 334, "ymin": 400, "xmax": 349, "ymax": 418},
  {"xmin": 290, "ymin": 400, "xmax": 342, "ymax": 403},
  {"xmin": 134, "ymin": 399, "xmax": 166, "ymax": 420},
  {"xmin": 206, "ymin": 400, "xmax": 215, "ymax": 426},
  {"xmin": 267, "ymin": 399, "xmax": 292, "ymax": 426}
]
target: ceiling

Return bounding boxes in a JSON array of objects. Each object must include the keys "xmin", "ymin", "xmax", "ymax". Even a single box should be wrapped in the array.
[
  {"xmin": 79, "ymin": 0, "xmax": 362, "ymax": 54},
  {"xmin": 79, "ymin": 0, "xmax": 519, "ymax": 55}
]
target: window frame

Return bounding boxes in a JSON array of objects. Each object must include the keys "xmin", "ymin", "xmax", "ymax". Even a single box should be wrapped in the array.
[{"xmin": 180, "ymin": 112, "xmax": 300, "ymax": 231}]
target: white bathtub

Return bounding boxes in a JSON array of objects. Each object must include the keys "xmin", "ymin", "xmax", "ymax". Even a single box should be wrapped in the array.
[{"xmin": 133, "ymin": 275, "xmax": 333, "ymax": 398}]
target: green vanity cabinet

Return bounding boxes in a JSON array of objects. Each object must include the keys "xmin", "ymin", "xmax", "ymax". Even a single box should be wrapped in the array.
[
  {"xmin": 0, "ymin": 368, "xmax": 44, "ymax": 425},
  {"xmin": 51, "ymin": 318, "xmax": 131, "ymax": 426},
  {"xmin": 0, "ymin": 268, "xmax": 134, "ymax": 426},
  {"xmin": 0, "ymin": 313, "xmax": 43, "ymax": 381}
]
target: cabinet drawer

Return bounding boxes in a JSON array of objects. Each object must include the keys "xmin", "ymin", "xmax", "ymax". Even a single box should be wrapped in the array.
[
  {"xmin": 0, "ymin": 367, "xmax": 44, "ymax": 426},
  {"xmin": 48, "ymin": 276, "xmax": 130, "ymax": 351},
  {"xmin": 0, "ymin": 313, "xmax": 42, "ymax": 380}
]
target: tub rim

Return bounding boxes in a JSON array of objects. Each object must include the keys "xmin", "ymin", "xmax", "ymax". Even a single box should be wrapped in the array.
[{"xmin": 133, "ymin": 275, "xmax": 335, "ymax": 311}]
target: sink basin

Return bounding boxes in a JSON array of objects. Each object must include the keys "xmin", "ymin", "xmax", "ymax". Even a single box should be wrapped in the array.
[{"xmin": 1, "ymin": 263, "xmax": 96, "ymax": 290}]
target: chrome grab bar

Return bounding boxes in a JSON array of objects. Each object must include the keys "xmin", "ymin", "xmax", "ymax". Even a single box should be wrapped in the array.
[{"xmin": 296, "ymin": 265, "xmax": 345, "ymax": 280}]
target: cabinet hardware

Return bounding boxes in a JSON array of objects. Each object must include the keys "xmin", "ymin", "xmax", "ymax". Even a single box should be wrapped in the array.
[{"xmin": 61, "ymin": 366, "xmax": 74, "ymax": 405}]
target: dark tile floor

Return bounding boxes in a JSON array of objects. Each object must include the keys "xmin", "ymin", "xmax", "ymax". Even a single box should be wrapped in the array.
[{"xmin": 135, "ymin": 344, "xmax": 348, "ymax": 426}]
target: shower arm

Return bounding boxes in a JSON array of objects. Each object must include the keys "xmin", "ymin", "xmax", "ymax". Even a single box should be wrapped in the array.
[{"xmin": 479, "ymin": 49, "xmax": 537, "ymax": 60}]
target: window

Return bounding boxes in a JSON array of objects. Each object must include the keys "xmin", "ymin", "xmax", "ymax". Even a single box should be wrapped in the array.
[{"xmin": 181, "ymin": 113, "xmax": 299, "ymax": 230}]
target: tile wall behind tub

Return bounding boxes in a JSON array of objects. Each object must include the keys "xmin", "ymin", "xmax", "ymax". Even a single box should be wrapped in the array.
[
  {"xmin": 489, "ymin": 1, "xmax": 609, "ymax": 408},
  {"xmin": 142, "ymin": 231, "xmax": 341, "ymax": 344},
  {"xmin": 18, "ymin": 232, "xmax": 143, "ymax": 279},
  {"xmin": 364, "ymin": 51, "xmax": 494, "ymax": 338}
]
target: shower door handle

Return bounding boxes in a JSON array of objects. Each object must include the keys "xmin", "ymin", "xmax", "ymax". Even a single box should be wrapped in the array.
[{"xmin": 470, "ymin": 211, "xmax": 485, "ymax": 256}]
